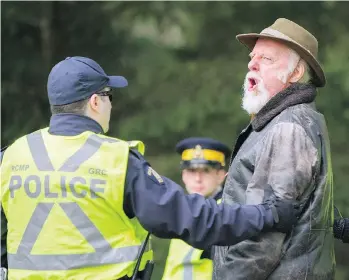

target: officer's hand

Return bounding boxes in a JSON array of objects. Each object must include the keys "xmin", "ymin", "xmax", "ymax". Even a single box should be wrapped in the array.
[{"xmin": 262, "ymin": 185, "xmax": 301, "ymax": 234}]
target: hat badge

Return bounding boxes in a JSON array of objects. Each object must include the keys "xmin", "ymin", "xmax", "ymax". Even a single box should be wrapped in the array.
[{"xmin": 193, "ymin": 145, "xmax": 204, "ymax": 159}]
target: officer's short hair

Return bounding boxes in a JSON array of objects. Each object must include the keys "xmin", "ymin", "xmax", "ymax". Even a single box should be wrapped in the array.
[{"xmin": 50, "ymin": 99, "xmax": 89, "ymax": 115}]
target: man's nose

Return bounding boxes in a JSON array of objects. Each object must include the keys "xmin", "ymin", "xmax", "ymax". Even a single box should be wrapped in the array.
[
  {"xmin": 195, "ymin": 172, "xmax": 202, "ymax": 182},
  {"xmin": 248, "ymin": 57, "xmax": 259, "ymax": 72}
]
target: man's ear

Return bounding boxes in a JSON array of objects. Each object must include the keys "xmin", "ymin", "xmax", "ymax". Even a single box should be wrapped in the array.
[
  {"xmin": 217, "ymin": 169, "xmax": 226, "ymax": 185},
  {"xmin": 181, "ymin": 170, "xmax": 187, "ymax": 185},
  {"xmin": 88, "ymin": 94, "xmax": 99, "ymax": 112},
  {"xmin": 289, "ymin": 61, "xmax": 305, "ymax": 83}
]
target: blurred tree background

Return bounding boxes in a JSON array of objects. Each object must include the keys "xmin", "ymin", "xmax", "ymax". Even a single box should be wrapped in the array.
[{"xmin": 1, "ymin": 1, "xmax": 349, "ymax": 279}]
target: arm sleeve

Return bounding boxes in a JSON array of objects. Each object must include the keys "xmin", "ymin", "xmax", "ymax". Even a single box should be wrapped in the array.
[
  {"xmin": 222, "ymin": 122, "xmax": 318, "ymax": 280},
  {"xmin": 1, "ymin": 207, "xmax": 7, "ymax": 268},
  {"xmin": 1, "ymin": 148, "xmax": 8, "ymax": 268},
  {"xmin": 123, "ymin": 150, "xmax": 275, "ymax": 250}
]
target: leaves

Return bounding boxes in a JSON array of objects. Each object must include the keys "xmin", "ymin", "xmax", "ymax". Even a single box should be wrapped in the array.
[{"xmin": 2, "ymin": 2, "xmax": 349, "ymax": 278}]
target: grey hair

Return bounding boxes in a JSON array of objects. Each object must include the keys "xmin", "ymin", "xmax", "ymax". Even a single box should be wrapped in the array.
[
  {"xmin": 297, "ymin": 59, "xmax": 311, "ymax": 83},
  {"xmin": 287, "ymin": 48, "xmax": 311, "ymax": 84}
]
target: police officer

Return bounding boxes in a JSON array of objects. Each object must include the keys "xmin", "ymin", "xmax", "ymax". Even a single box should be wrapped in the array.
[
  {"xmin": 162, "ymin": 137, "xmax": 231, "ymax": 280},
  {"xmin": 1, "ymin": 56, "xmax": 300, "ymax": 280}
]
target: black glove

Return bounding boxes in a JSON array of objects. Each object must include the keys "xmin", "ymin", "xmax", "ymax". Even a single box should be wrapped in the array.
[
  {"xmin": 334, "ymin": 218, "xmax": 349, "ymax": 243},
  {"xmin": 261, "ymin": 185, "xmax": 301, "ymax": 234},
  {"xmin": 334, "ymin": 206, "xmax": 349, "ymax": 243}
]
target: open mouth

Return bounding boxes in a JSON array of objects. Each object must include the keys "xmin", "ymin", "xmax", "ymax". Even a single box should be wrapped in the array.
[{"xmin": 248, "ymin": 78, "xmax": 258, "ymax": 91}]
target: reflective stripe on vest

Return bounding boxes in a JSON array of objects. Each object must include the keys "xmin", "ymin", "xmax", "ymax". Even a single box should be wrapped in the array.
[
  {"xmin": 6, "ymin": 131, "xmax": 144, "ymax": 271},
  {"xmin": 183, "ymin": 247, "xmax": 196, "ymax": 279},
  {"xmin": 162, "ymin": 195, "xmax": 221, "ymax": 280},
  {"xmin": 27, "ymin": 131, "xmax": 118, "ymax": 172},
  {"xmin": 162, "ymin": 238, "xmax": 213, "ymax": 280},
  {"xmin": 8, "ymin": 201, "xmax": 142, "ymax": 270}
]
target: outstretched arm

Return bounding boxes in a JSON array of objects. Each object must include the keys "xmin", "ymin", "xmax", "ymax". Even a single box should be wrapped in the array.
[{"xmin": 123, "ymin": 150, "xmax": 297, "ymax": 250}]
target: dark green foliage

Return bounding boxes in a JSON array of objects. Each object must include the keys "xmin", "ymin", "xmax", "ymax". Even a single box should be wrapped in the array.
[{"xmin": 1, "ymin": 2, "xmax": 348, "ymax": 279}]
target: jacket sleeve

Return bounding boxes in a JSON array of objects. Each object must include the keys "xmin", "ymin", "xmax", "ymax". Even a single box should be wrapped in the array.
[
  {"xmin": 220, "ymin": 122, "xmax": 318, "ymax": 280},
  {"xmin": 1, "ymin": 207, "xmax": 7, "ymax": 268},
  {"xmin": 123, "ymin": 150, "xmax": 275, "ymax": 250},
  {"xmin": 1, "ymin": 147, "xmax": 8, "ymax": 268}
]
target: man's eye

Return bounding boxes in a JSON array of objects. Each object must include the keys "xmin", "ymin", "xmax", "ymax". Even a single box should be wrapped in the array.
[{"xmin": 263, "ymin": 56, "xmax": 272, "ymax": 61}]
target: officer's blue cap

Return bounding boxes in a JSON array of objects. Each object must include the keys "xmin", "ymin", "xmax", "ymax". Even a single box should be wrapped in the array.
[
  {"xmin": 175, "ymin": 137, "xmax": 231, "ymax": 169},
  {"xmin": 47, "ymin": 56, "xmax": 128, "ymax": 105}
]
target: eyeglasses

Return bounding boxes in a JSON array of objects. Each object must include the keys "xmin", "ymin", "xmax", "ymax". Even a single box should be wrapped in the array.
[
  {"xmin": 96, "ymin": 92, "xmax": 113, "ymax": 102},
  {"xmin": 96, "ymin": 87, "xmax": 113, "ymax": 102}
]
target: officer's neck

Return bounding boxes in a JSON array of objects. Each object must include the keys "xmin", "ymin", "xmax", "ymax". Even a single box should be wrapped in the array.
[
  {"xmin": 49, "ymin": 113, "xmax": 104, "ymax": 136},
  {"xmin": 208, "ymin": 186, "xmax": 223, "ymax": 200}
]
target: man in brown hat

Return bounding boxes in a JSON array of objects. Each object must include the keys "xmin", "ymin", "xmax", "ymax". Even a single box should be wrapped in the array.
[{"xmin": 213, "ymin": 18, "xmax": 335, "ymax": 279}]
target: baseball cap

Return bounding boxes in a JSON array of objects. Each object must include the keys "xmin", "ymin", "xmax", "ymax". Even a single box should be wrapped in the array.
[{"xmin": 47, "ymin": 56, "xmax": 128, "ymax": 105}]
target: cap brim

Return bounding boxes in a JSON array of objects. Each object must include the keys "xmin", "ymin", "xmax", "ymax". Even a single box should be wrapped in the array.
[
  {"xmin": 107, "ymin": 76, "xmax": 128, "ymax": 88},
  {"xmin": 181, "ymin": 160, "xmax": 223, "ymax": 170},
  {"xmin": 236, "ymin": 33, "xmax": 326, "ymax": 87}
]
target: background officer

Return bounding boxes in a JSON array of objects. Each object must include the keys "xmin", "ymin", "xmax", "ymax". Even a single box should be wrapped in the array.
[
  {"xmin": 162, "ymin": 137, "xmax": 231, "ymax": 280},
  {"xmin": 1, "ymin": 56, "xmax": 300, "ymax": 280}
]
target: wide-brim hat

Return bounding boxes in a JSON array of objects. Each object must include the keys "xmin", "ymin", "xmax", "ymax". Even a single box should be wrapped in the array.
[{"xmin": 236, "ymin": 18, "xmax": 326, "ymax": 87}]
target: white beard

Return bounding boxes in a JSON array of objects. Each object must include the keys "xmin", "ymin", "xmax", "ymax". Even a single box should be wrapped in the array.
[{"xmin": 242, "ymin": 73, "xmax": 270, "ymax": 115}]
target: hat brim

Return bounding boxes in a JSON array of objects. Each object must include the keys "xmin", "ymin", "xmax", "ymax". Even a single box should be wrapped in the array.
[
  {"xmin": 181, "ymin": 160, "xmax": 223, "ymax": 170},
  {"xmin": 236, "ymin": 33, "xmax": 326, "ymax": 87},
  {"xmin": 107, "ymin": 76, "xmax": 128, "ymax": 88}
]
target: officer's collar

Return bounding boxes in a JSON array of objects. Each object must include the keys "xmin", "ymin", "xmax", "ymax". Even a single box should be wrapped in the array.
[{"xmin": 49, "ymin": 113, "xmax": 104, "ymax": 136}]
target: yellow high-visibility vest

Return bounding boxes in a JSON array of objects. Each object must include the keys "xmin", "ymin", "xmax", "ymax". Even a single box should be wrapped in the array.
[
  {"xmin": 1, "ymin": 128, "xmax": 152, "ymax": 280},
  {"xmin": 162, "ymin": 239, "xmax": 213, "ymax": 280},
  {"xmin": 162, "ymin": 197, "xmax": 222, "ymax": 280}
]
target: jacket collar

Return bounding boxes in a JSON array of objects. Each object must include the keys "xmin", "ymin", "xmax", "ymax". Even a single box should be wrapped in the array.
[
  {"xmin": 251, "ymin": 83, "xmax": 317, "ymax": 131},
  {"xmin": 210, "ymin": 187, "xmax": 223, "ymax": 201},
  {"xmin": 49, "ymin": 113, "xmax": 104, "ymax": 136}
]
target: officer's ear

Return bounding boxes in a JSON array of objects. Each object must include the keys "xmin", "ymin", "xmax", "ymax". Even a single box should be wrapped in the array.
[
  {"xmin": 88, "ymin": 94, "xmax": 101, "ymax": 113},
  {"xmin": 217, "ymin": 169, "xmax": 226, "ymax": 185},
  {"xmin": 181, "ymin": 169, "xmax": 188, "ymax": 185}
]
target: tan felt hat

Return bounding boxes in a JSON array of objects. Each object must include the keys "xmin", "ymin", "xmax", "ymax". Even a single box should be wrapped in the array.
[{"xmin": 236, "ymin": 18, "xmax": 326, "ymax": 87}]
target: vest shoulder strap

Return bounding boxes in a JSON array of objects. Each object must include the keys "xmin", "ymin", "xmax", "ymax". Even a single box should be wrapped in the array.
[
  {"xmin": 0, "ymin": 146, "xmax": 8, "ymax": 164},
  {"xmin": 127, "ymin": 141, "xmax": 145, "ymax": 156}
]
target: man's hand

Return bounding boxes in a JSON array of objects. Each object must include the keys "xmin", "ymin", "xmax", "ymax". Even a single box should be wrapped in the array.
[
  {"xmin": 334, "ymin": 206, "xmax": 349, "ymax": 243},
  {"xmin": 334, "ymin": 218, "xmax": 349, "ymax": 243},
  {"xmin": 261, "ymin": 185, "xmax": 301, "ymax": 233}
]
